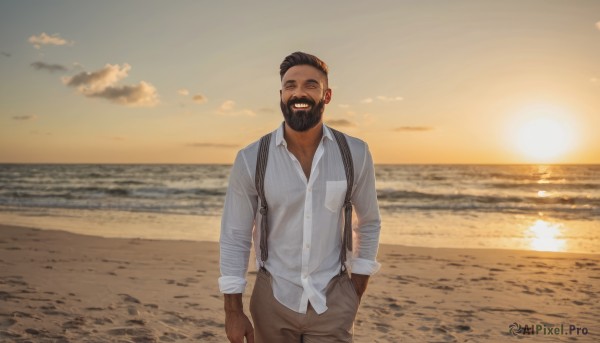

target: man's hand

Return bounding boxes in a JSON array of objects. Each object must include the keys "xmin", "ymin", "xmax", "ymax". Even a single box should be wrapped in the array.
[
  {"xmin": 350, "ymin": 273, "xmax": 370, "ymax": 300},
  {"xmin": 225, "ymin": 310, "xmax": 254, "ymax": 343},
  {"xmin": 224, "ymin": 294, "xmax": 254, "ymax": 343}
]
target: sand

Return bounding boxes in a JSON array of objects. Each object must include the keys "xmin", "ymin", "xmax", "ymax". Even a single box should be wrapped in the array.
[{"xmin": 0, "ymin": 224, "xmax": 598, "ymax": 342}]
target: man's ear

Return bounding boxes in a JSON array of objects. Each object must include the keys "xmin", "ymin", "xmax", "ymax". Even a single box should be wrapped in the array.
[{"xmin": 324, "ymin": 88, "xmax": 332, "ymax": 104}]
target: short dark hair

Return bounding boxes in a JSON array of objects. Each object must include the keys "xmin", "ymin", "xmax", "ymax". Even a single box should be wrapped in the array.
[{"xmin": 279, "ymin": 52, "xmax": 328, "ymax": 81}]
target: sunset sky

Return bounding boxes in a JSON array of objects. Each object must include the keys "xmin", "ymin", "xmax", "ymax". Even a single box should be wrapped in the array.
[{"xmin": 1, "ymin": 1, "xmax": 599, "ymax": 164}]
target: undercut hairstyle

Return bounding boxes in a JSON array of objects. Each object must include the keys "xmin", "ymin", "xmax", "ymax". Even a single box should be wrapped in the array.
[{"xmin": 279, "ymin": 52, "xmax": 329, "ymax": 82}]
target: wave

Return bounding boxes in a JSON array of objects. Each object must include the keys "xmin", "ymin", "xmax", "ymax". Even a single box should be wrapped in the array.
[
  {"xmin": 376, "ymin": 189, "xmax": 600, "ymax": 207},
  {"xmin": 1, "ymin": 164, "xmax": 598, "ymax": 220},
  {"xmin": 486, "ymin": 182, "xmax": 600, "ymax": 190}
]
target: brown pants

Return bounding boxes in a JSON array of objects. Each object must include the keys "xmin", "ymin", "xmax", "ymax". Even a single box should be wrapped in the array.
[{"xmin": 249, "ymin": 269, "xmax": 360, "ymax": 343}]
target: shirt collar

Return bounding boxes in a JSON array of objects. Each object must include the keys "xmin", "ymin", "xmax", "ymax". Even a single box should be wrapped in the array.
[{"xmin": 275, "ymin": 122, "xmax": 335, "ymax": 147}]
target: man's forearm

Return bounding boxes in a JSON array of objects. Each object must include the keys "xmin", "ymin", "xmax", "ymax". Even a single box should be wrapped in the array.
[
  {"xmin": 224, "ymin": 293, "xmax": 244, "ymax": 313},
  {"xmin": 350, "ymin": 273, "xmax": 370, "ymax": 297}
]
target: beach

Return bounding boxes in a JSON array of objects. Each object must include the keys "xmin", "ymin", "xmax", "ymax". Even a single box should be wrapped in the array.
[{"xmin": 1, "ymin": 224, "xmax": 598, "ymax": 342}]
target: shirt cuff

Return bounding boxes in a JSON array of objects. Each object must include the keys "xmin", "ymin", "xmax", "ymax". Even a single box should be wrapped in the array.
[
  {"xmin": 348, "ymin": 257, "xmax": 381, "ymax": 275},
  {"xmin": 218, "ymin": 276, "xmax": 247, "ymax": 294}
]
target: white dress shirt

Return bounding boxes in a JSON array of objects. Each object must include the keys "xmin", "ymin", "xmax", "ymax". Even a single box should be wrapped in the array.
[{"xmin": 219, "ymin": 123, "xmax": 381, "ymax": 314}]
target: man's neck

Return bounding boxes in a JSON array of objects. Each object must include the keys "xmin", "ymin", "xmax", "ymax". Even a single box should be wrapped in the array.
[{"xmin": 283, "ymin": 122, "xmax": 324, "ymax": 154}]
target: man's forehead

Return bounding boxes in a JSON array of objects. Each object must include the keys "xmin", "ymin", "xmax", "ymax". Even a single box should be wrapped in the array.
[{"xmin": 282, "ymin": 65, "xmax": 326, "ymax": 83}]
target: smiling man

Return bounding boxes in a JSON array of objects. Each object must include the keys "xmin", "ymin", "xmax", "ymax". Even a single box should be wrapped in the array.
[{"xmin": 219, "ymin": 51, "xmax": 381, "ymax": 343}]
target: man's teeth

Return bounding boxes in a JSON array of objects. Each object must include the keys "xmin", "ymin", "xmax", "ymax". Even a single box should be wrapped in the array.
[{"xmin": 293, "ymin": 103, "xmax": 309, "ymax": 108}]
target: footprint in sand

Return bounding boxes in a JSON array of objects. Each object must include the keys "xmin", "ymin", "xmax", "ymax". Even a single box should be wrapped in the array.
[
  {"xmin": 127, "ymin": 306, "xmax": 140, "ymax": 316},
  {"xmin": 0, "ymin": 330, "xmax": 21, "ymax": 340},
  {"xmin": 85, "ymin": 307, "xmax": 104, "ymax": 311},
  {"xmin": 454, "ymin": 324, "xmax": 471, "ymax": 332},
  {"xmin": 195, "ymin": 331, "xmax": 217, "ymax": 340},
  {"xmin": 106, "ymin": 326, "xmax": 156, "ymax": 342},
  {"xmin": 62, "ymin": 316, "xmax": 85, "ymax": 330},
  {"xmin": 93, "ymin": 317, "xmax": 114, "ymax": 325},
  {"xmin": 119, "ymin": 294, "xmax": 141, "ymax": 304},
  {"xmin": 161, "ymin": 332, "xmax": 189, "ymax": 341},
  {"xmin": 126, "ymin": 319, "xmax": 146, "ymax": 326},
  {"xmin": 0, "ymin": 316, "xmax": 17, "ymax": 329}
]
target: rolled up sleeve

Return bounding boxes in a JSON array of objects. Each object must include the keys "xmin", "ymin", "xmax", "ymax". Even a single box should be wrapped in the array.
[
  {"xmin": 218, "ymin": 150, "xmax": 258, "ymax": 294},
  {"xmin": 349, "ymin": 143, "xmax": 381, "ymax": 275}
]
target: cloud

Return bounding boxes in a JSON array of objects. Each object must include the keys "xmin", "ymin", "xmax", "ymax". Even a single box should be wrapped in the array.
[
  {"xmin": 219, "ymin": 100, "xmax": 235, "ymax": 111},
  {"xmin": 13, "ymin": 115, "xmax": 37, "ymax": 121},
  {"xmin": 376, "ymin": 95, "xmax": 403, "ymax": 102},
  {"xmin": 217, "ymin": 100, "xmax": 255, "ymax": 116},
  {"xmin": 72, "ymin": 62, "xmax": 85, "ymax": 71},
  {"xmin": 325, "ymin": 119, "xmax": 357, "ymax": 127},
  {"xmin": 30, "ymin": 130, "xmax": 52, "ymax": 136},
  {"xmin": 64, "ymin": 63, "xmax": 130, "ymax": 93},
  {"xmin": 338, "ymin": 104, "xmax": 350, "ymax": 108},
  {"xmin": 178, "ymin": 88, "xmax": 189, "ymax": 96},
  {"xmin": 258, "ymin": 107, "xmax": 275, "ymax": 113},
  {"xmin": 1, "ymin": 51, "xmax": 10, "ymax": 58},
  {"xmin": 89, "ymin": 82, "xmax": 159, "ymax": 106},
  {"xmin": 362, "ymin": 96, "xmax": 403, "ymax": 104},
  {"xmin": 186, "ymin": 142, "xmax": 238, "ymax": 148},
  {"xmin": 192, "ymin": 93, "xmax": 207, "ymax": 104},
  {"xmin": 28, "ymin": 32, "xmax": 73, "ymax": 49},
  {"xmin": 30, "ymin": 61, "xmax": 68, "ymax": 73},
  {"xmin": 63, "ymin": 63, "xmax": 158, "ymax": 107},
  {"xmin": 393, "ymin": 126, "xmax": 434, "ymax": 132}
]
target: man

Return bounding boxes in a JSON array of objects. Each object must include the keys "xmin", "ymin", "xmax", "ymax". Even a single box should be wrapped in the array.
[{"xmin": 219, "ymin": 51, "xmax": 381, "ymax": 343}]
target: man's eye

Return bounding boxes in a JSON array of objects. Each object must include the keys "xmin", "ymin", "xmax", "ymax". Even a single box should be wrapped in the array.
[
  {"xmin": 285, "ymin": 85, "xmax": 295, "ymax": 90},
  {"xmin": 306, "ymin": 84, "xmax": 317, "ymax": 89}
]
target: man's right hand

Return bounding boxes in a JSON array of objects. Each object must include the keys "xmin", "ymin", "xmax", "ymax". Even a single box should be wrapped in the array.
[
  {"xmin": 224, "ymin": 293, "xmax": 254, "ymax": 343},
  {"xmin": 225, "ymin": 311, "xmax": 254, "ymax": 343}
]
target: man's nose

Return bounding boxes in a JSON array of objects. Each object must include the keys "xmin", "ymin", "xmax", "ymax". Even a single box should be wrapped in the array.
[{"xmin": 291, "ymin": 87, "xmax": 308, "ymax": 98}]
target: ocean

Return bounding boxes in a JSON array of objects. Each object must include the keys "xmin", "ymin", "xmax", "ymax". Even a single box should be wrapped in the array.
[{"xmin": 0, "ymin": 164, "xmax": 598, "ymax": 254}]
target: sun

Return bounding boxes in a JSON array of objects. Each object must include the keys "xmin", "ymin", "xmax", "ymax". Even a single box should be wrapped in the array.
[{"xmin": 509, "ymin": 104, "xmax": 577, "ymax": 163}]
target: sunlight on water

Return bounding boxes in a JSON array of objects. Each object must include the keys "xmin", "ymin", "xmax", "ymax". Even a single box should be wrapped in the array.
[
  {"xmin": 527, "ymin": 220, "xmax": 566, "ymax": 252},
  {"xmin": 537, "ymin": 190, "xmax": 549, "ymax": 198}
]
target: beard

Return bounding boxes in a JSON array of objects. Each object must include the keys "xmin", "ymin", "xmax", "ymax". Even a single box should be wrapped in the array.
[{"xmin": 280, "ymin": 96, "xmax": 325, "ymax": 132}]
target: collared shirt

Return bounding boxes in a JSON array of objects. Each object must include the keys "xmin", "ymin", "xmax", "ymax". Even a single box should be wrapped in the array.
[{"xmin": 219, "ymin": 123, "xmax": 381, "ymax": 314}]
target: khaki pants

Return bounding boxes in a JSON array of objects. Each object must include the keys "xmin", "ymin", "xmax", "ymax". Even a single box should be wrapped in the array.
[{"xmin": 249, "ymin": 269, "xmax": 360, "ymax": 343}]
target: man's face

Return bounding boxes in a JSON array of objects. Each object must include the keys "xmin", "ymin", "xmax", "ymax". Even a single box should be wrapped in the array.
[{"xmin": 280, "ymin": 65, "xmax": 331, "ymax": 132}]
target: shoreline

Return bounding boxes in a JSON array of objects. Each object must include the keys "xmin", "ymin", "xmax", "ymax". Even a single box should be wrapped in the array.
[
  {"xmin": 1, "ymin": 224, "xmax": 599, "ymax": 342},
  {"xmin": 2, "ymin": 208, "xmax": 598, "ymax": 255},
  {"xmin": 2, "ymin": 222, "xmax": 600, "ymax": 257}
]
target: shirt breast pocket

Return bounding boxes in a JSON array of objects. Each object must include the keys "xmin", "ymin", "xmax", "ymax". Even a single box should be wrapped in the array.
[{"xmin": 324, "ymin": 180, "xmax": 347, "ymax": 213}]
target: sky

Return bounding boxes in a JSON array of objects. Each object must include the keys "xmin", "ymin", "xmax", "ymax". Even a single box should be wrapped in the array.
[{"xmin": 1, "ymin": 0, "xmax": 599, "ymax": 164}]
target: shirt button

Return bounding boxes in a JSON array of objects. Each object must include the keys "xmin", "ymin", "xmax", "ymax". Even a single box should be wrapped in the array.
[{"xmin": 305, "ymin": 244, "xmax": 310, "ymax": 249}]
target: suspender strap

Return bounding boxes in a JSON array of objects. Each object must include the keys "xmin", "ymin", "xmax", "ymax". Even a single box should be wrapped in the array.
[
  {"xmin": 330, "ymin": 128, "xmax": 354, "ymax": 273},
  {"xmin": 255, "ymin": 133, "xmax": 272, "ymax": 265}
]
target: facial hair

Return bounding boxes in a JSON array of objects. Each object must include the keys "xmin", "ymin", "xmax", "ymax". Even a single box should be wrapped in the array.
[{"xmin": 280, "ymin": 97, "xmax": 326, "ymax": 132}]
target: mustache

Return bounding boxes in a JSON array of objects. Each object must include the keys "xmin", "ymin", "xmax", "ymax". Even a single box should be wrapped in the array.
[{"xmin": 287, "ymin": 97, "xmax": 316, "ymax": 107}]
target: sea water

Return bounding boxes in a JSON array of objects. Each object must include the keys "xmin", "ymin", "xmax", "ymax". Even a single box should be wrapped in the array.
[{"xmin": 0, "ymin": 164, "xmax": 598, "ymax": 253}]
